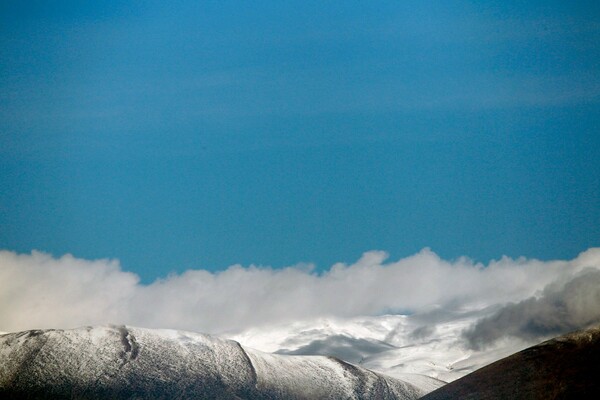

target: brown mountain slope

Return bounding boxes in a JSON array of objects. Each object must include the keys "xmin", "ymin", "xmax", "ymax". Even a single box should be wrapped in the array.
[{"xmin": 421, "ymin": 326, "xmax": 600, "ymax": 400}]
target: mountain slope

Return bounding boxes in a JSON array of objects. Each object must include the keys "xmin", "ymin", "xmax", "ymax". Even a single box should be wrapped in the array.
[
  {"xmin": 0, "ymin": 325, "xmax": 438, "ymax": 399},
  {"xmin": 229, "ymin": 314, "xmax": 525, "ymax": 383},
  {"xmin": 421, "ymin": 325, "xmax": 600, "ymax": 400}
]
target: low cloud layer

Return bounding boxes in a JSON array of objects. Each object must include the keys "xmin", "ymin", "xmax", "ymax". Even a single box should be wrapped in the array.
[
  {"xmin": 276, "ymin": 335, "xmax": 395, "ymax": 364},
  {"xmin": 464, "ymin": 268, "xmax": 600, "ymax": 349},
  {"xmin": 1, "ymin": 248, "xmax": 600, "ymax": 335}
]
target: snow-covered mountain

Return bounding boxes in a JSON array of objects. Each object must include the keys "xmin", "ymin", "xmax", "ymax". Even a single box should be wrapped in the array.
[
  {"xmin": 0, "ymin": 325, "xmax": 443, "ymax": 399},
  {"xmin": 228, "ymin": 313, "xmax": 529, "ymax": 383},
  {"xmin": 3, "ymin": 322, "xmax": 598, "ymax": 399}
]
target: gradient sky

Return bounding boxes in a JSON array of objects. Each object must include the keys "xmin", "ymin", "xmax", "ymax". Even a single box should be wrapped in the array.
[{"xmin": 1, "ymin": 1, "xmax": 599, "ymax": 282}]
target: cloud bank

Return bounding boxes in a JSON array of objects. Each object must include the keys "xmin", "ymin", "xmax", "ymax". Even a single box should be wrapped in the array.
[
  {"xmin": 464, "ymin": 268, "xmax": 600, "ymax": 349},
  {"xmin": 1, "ymin": 248, "xmax": 600, "ymax": 336}
]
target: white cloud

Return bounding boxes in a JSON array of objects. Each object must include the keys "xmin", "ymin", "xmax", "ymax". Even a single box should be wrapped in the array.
[{"xmin": 1, "ymin": 248, "xmax": 599, "ymax": 335}]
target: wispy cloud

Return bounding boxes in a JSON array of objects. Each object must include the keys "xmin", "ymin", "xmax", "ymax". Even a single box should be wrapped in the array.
[
  {"xmin": 464, "ymin": 267, "xmax": 600, "ymax": 349},
  {"xmin": 1, "ymin": 248, "xmax": 599, "ymax": 335}
]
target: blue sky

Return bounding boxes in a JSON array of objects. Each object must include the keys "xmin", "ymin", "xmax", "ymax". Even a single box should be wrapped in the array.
[{"xmin": 1, "ymin": 1, "xmax": 599, "ymax": 282}]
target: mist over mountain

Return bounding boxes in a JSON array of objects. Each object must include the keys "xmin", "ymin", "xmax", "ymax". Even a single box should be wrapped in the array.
[
  {"xmin": 464, "ymin": 268, "xmax": 600, "ymax": 349},
  {"xmin": 3, "ymin": 248, "xmax": 600, "ymax": 398}
]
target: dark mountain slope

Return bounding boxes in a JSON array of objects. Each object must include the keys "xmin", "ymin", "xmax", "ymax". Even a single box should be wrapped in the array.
[{"xmin": 421, "ymin": 325, "xmax": 600, "ymax": 400}]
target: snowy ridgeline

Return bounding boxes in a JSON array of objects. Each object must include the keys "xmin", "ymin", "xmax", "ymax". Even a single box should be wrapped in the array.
[
  {"xmin": 0, "ymin": 325, "xmax": 443, "ymax": 400},
  {"xmin": 228, "ymin": 314, "xmax": 529, "ymax": 383}
]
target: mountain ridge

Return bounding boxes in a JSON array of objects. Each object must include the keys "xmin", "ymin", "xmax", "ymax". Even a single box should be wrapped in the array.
[{"xmin": 0, "ymin": 325, "xmax": 441, "ymax": 399}]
